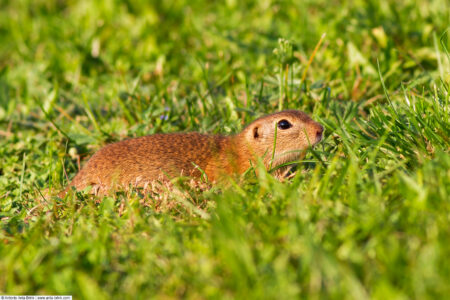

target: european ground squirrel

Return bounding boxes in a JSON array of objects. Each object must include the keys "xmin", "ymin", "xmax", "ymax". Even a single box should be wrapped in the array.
[{"xmin": 61, "ymin": 110, "xmax": 324, "ymax": 196}]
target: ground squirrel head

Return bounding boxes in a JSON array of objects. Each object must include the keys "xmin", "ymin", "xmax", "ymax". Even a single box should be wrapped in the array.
[{"xmin": 239, "ymin": 110, "xmax": 324, "ymax": 168}]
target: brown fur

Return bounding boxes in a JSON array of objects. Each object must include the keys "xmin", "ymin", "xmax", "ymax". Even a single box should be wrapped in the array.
[{"xmin": 60, "ymin": 110, "xmax": 324, "ymax": 196}]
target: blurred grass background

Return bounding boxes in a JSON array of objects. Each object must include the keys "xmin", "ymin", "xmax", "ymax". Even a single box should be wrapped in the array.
[{"xmin": 0, "ymin": 0, "xmax": 449, "ymax": 298}]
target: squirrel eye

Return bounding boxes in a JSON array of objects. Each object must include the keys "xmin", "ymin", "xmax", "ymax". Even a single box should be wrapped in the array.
[{"xmin": 277, "ymin": 119, "xmax": 292, "ymax": 130}]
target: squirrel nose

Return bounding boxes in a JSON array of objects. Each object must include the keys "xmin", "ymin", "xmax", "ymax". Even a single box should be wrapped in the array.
[{"xmin": 315, "ymin": 125, "xmax": 324, "ymax": 142}]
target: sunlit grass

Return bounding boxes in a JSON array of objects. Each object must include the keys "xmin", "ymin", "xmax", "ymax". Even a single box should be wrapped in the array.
[{"xmin": 0, "ymin": 0, "xmax": 449, "ymax": 298}]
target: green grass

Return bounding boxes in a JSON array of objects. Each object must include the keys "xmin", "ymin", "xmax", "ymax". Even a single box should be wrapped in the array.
[{"xmin": 0, "ymin": 0, "xmax": 449, "ymax": 298}]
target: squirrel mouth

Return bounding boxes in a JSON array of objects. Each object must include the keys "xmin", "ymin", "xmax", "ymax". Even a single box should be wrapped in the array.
[
  {"xmin": 314, "ymin": 133, "xmax": 323, "ymax": 145},
  {"xmin": 305, "ymin": 133, "xmax": 323, "ymax": 147},
  {"xmin": 313, "ymin": 124, "xmax": 324, "ymax": 145}
]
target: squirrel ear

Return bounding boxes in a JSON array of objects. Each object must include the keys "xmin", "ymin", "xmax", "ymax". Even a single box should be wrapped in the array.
[{"xmin": 253, "ymin": 126, "xmax": 259, "ymax": 139}]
